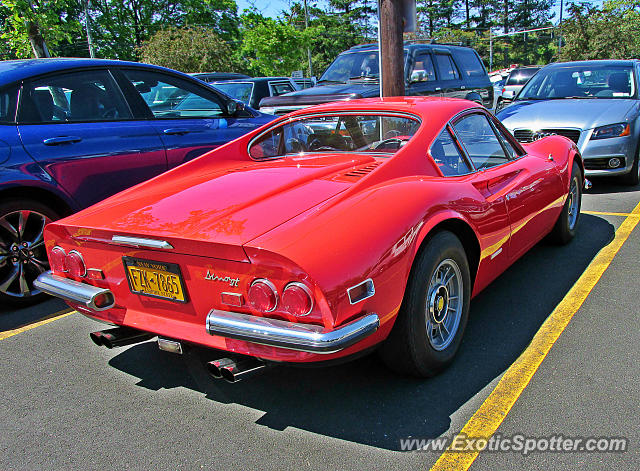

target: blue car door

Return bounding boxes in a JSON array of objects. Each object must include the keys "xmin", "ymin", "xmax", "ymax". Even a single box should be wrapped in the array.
[
  {"xmin": 17, "ymin": 69, "xmax": 167, "ymax": 208},
  {"xmin": 117, "ymin": 69, "xmax": 270, "ymax": 169}
]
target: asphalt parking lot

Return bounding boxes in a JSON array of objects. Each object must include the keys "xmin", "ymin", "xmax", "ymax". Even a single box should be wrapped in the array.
[{"xmin": 1, "ymin": 178, "xmax": 639, "ymax": 471}]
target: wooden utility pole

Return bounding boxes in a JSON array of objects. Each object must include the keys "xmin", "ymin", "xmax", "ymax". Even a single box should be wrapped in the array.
[{"xmin": 379, "ymin": 0, "xmax": 404, "ymax": 97}]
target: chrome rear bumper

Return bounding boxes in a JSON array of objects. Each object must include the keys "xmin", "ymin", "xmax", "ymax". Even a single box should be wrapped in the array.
[
  {"xmin": 205, "ymin": 309, "xmax": 380, "ymax": 354},
  {"xmin": 35, "ymin": 271, "xmax": 115, "ymax": 311}
]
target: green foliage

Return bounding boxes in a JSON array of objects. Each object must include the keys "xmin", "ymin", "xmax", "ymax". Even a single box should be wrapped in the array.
[
  {"xmin": 238, "ymin": 10, "xmax": 311, "ymax": 76},
  {"xmin": 560, "ymin": 0, "xmax": 640, "ymax": 61},
  {"xmin": 90, "ymin": 0, "xmax": 240, "ymax": 60},
  {"xmin": 137, "ymin": 26, "xmax": 238, "ymax": 73},
  {"xmin": 0, "ymin": 0, "xmax": 82, "ymax": 58}
]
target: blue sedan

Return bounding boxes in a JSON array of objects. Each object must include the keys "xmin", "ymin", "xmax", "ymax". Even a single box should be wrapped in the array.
[{"xmin": 0, "ymin": 58, "xmax": 275, "ymax": 306}]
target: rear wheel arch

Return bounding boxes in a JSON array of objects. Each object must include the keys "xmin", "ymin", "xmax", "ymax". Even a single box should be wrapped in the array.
[
  {"xmin": 412, "ymin": 217, "xmax": 480, "ymax": 290},
  {"xmin": 0, "ymin": 186, "xmax": 74, "ymax": 218}
]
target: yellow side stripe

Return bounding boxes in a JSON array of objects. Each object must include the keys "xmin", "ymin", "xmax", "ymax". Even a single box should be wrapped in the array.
[
  {"xmin": 431, "ymin": 200, "xmax": 640, "ymax": 471},
  {"xmin": 0, "ymin": 309, "xmax": 75, "ymax": 340}
]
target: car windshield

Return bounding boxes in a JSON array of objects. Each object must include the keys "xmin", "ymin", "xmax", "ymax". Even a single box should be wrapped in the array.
[
  {"xmin": 319, "ymin": 51, "xmax": 382, "ymax": 83},
  {"xmin": 213, "ymin": 82, "xmax": 254, "ymax": 105},
  {"xmin": 517, "ymin": 65, "xmax": 636, "ymax": 100},
  {"xmin": 506, "ymin": 68, "xmax": 539, "ymax": 85},
  {"xmin": 249, "ymin": 113, "xmax": 420, "ymax": 159}
]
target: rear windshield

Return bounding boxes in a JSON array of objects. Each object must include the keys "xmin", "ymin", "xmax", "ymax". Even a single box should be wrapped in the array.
[
  {"xmin": 249, "ymin": 113, "xmax": 420, "ymax": 159},
  {"xmin": 506, "ymin": 68, "xmax": 540, "ymax": 85}
]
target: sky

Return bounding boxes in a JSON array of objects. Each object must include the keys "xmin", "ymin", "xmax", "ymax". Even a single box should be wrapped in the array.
[{"xmin": 235, "ymin": 0, "xmax": 605, "ymax": 26}]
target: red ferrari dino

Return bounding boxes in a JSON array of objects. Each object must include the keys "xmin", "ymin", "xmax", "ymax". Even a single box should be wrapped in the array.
[{"xmin": 36, "ymin": 97, "xmax": 584, "ymax": 380}]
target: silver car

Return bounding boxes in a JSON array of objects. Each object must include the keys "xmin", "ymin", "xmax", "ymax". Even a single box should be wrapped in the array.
[{"xmin": 497, "ymin": 60, "xmax": 640, "ymax": 185}]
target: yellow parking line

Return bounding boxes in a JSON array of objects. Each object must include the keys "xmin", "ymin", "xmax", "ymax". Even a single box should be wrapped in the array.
[
  {"xmin": 431, "ymin": 200, "xmax": 640, "ymax": 471},
  {"xmin": 0, "ymin": 309, "xmax": 75, "ymax": 341},
  {"xmin": 582, "ymin": 210, "xmax": 640, "ymax": 217}
]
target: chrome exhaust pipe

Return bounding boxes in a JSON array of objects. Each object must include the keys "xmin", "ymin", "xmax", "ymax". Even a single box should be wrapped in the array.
[
  {"xmin": 206, "ymin": 358, "xmax": 268, "ymax": 382},
  {"xmin": 219, "ymin": 358, "xmax": 267, "ymax": 383},
  {"xmin": 206, "ymin": 358, "xmax": 236, "ymax": 379},
  {"xmin": 90, "ymin": 327, "xmax": 154, "ymax": 349}
]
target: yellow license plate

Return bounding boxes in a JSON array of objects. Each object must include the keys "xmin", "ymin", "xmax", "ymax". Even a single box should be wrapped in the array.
[{"xmin": 123, "ymin": 257, "xmax": 187, "ymax": 303}]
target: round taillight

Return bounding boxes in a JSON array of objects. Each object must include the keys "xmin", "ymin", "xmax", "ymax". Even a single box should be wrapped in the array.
[
  {"xmin": 49, "ymin": 246, "xmax": 67, "ymax": 273},
  {"xmin": 66, "ymin": 250, "xmax": 86, "ymax": 277},
  {"xmin": 248, "ymin": 279, "xmax": 278, "ymax": 312},
  {"xmin": 282, "ymin": 282, "xmax": 313, "ymax": 317}
]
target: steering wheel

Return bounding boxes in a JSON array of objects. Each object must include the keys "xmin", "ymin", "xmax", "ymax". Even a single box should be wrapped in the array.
[
  {"xmin": 372, "ymin": 137, "xmax": 406, "ymax": 150},
  {"xmin": 308, "ymin": 138, "xmax": 338, "ymax": 152},
  {"xmin": 286, "ymin": 137, "xmax": 306, "ymax": 153}
]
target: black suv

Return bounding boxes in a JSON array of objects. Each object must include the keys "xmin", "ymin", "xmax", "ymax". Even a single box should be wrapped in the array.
[{"xmin": 259, "ymin": 42, "xmax": 493, "ymax": 115}]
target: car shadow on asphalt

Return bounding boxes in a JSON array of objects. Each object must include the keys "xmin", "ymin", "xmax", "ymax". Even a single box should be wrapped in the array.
[
  {"xmin": 0, "ymin": 298, "xmax": 68, "ymax": 332},
  {"xmin": 106, "ymin": 214, "xmax": 614, "ymax": 451},
  {"xmin": 587, "ymin": 177, "xmax": 640, "ymax": 194}
]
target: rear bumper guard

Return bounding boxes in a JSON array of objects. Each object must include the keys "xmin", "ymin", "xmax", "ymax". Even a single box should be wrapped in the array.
[
  {"xmin": 205, "ymin": 309, "xmax": 379, "ymax": 354},
  {"xmin": 35, "ymin": 271, "xmax": 115, "ymax": 311}
]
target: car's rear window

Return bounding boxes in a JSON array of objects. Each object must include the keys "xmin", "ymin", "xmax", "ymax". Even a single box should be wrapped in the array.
[
  {"xmin": 453, "ymin": 49, "xmax": 487, "ymax": 78},
  {"xmin": 506, "ymin": 68, "xmax": 539, "ymax": 85},
  {"xmin": 249, "ymin": 113, "xmax": 420, "ymax": 160}
]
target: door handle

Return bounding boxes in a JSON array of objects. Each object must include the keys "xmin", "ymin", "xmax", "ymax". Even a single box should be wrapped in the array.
[
  {"xmin": 163, "ymin": 128, "xmax": 190, "ymax": 136},
  {"xmin": 43, "ymin": 136, "xmax": 82, "ymax": 146}
]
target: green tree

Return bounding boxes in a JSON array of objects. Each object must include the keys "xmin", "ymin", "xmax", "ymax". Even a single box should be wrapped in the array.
[
  {"xmin": 89, "ymin": 0, "xmax": 239, "ymax": 60},
  {"xmin": 137, "ymin": 26, "xmax": 239, "ymax": 73},
  {"xmin": 0, "ymin": 0, "xmax": 82, "ymax": 58},
  {"xmin": 561, "ymin": 0, "xmax": 640, "ymax": 61},
  {"xmin": 238, "ymin": 9, "xmax": 313, "ymax": 76}
]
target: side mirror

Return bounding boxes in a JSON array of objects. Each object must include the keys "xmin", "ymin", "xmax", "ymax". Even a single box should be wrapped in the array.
[
  {"xmin": 502, "ymin": 90, "xmax": 515, "ymax": 100},
  {"xmin": 226, "ymin": 100, "xmax": 245, "ymax": 116}
]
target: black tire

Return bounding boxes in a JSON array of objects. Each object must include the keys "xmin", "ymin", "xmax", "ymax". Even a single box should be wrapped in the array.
[
  {"xmin": 379, "ymin": 231, "xmax": 471, "ymax": 377},
  {"xmin": 621, "ymin": 149, "xmax": 640, "ymax": 186},
  {"xmin": 0, "ymin": 198, "xmax": 60, "ymax": 308},
  {"xmin": 548, "ymin": 162, "xmax": 582, "ymax": 245}
]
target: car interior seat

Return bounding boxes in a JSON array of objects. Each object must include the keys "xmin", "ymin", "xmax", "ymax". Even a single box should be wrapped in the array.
[
  {"xmin": 70, "ymin": 83, "xmax": 104, "ymax": 120},
  {"xmin": 33, "ymin": 89, "xmax": 54, "ymax": 122},
  {"xmin": 608, "ymin": 72, "xmax": 631, "ymax": 95}
]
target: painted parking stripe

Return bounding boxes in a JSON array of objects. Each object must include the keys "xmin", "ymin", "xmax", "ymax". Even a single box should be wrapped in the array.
[
  {"xmin": 582, "ymin": 210, "xmax": 640, "ymax": 217},
  {"xmin": 431, "ymin": 200, "xmax": 640, "ymax": 471},
  {"xmin": 0, "ymin": 309, "xmax": 75, "ymax": 341}
]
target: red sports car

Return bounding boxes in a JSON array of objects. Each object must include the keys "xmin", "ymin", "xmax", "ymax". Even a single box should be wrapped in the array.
[{"xmin": 35, "ymin": 97, "xmax": 584, "ymax": 381}]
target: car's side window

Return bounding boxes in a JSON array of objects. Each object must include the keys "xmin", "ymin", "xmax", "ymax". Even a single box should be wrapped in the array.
[
  {"xmin": 453, "ymin": 113, "xmax": 510, "ymax": 169},
  {"xmin": 430, "ymin": 128, "xmax": 473, "ymax": 176},
  {"xmin": 434, "ymin": 54, "xmax": 460, "ymax": 81},
  {"xmin": 494, "ymin": 124, "xmax": 520, "ymax": 160},
  {"xmin": 122, "ymin": 70, "xmax": 225, "ymax": 119},
  {"xmin": 19, "ymin": 70, "xmax": 132, "ymax": 123},
  {"xmin": 410, "ymin": 53, "xmax": 436, "ymax": 82},
  {"xmin": 0, "ymin": 86, "xmax": 18, "ymax": 123},
  {"xmin": 269, "ymin": 81, "xmax": 295, "ymax": 96}
]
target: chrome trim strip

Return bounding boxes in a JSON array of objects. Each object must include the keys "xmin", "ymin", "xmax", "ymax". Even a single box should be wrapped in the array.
[
  {"xmin": 205, "ymin": 310, "xmax": 379, "ymax": 354},
  {"xmin": 490, "ymin": 247, "xmax": 503, "ymax": 260},
  {"xmin": 34, "ymin": 271, "xmax": 115, "ymax": 311},
  {"xmin": 110, "ymin": 235, "xmax": 173, "ymax": 250},
  {"xmin": 347, "ymin": 278, "xmax": 375, "ymax": 305}
]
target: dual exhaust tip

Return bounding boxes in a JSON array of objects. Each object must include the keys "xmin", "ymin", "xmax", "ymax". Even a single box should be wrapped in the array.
[
  {"xmin": 90, "ymin": 326, "xmax": 267, "ymax": 383},
  {"xmin": 206, "ymin": 358, "xmax": 267, "ymax": 383}
]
